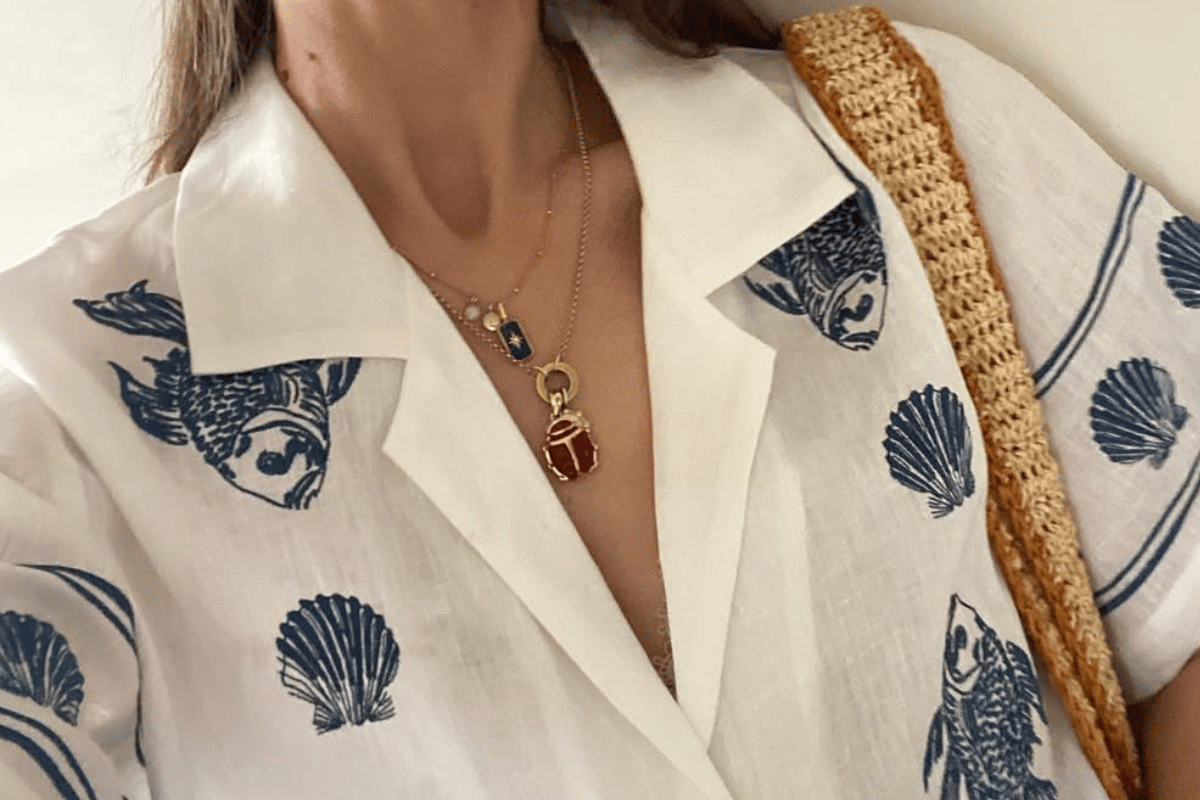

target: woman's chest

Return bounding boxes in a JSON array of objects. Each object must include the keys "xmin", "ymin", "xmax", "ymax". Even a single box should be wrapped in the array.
[{"xmin": 456, "ymin": 172, "xmax": 669, "ymax": 677}]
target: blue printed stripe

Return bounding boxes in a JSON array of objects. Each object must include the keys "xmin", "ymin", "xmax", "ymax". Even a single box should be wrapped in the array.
[
  {"xmin": 22, "ymin": 566, "xmax": 135, "ymax": 652},
  {"xmin": 0, "ymin": 726, "xmax": 82, "ymax": 800},
  {"xmin": 1034, "ymin": 174, "xmax": 1147, "ymax": 398},
  {"xmin": 0, "ymin": 706, "xmax": 97, "ymax": 800},
  {"xmin": 25, "ymin": 566, "xmax": 134, "ymax": 623},
  {"xmin": 1097, "ymin": 446, "xmax": 1200, "ymax": 615},
  {"xmin": 19, "ymin": 565, "xmax": 146, "ymax": 766}
]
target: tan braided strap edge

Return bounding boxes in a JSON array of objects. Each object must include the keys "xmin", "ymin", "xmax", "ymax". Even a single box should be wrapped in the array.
[{"xmin": 780, "ymin": 8, "xmax": 1143, "ymax": 799}]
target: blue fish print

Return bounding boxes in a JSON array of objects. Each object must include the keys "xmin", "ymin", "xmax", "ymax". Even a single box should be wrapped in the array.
[
  {"xmin": 924, "ymin": 596, "xmax": 1058, "ymax": 800},
  {"xmin": 75, "ymin": 281, "xmax": 361, "ymax": 509},
  {"xmin": 744, "ymin": 173, "xmax": 887, "ymax": 350}
]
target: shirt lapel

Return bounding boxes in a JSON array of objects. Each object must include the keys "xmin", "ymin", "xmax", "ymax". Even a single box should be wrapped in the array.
[
  {"xmin": 558, "ymin": 0, "xmax": 853, "ymax": 744},
  {"xmin": 641, "ymin": 226, "xmax": 777, "ymax": 745},
  {"xmin": 381, "ymin": 268, "xmax": 735, "ymax": 800}
]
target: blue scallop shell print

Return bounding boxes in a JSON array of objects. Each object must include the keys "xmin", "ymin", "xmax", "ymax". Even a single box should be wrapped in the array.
[
  {"xmin": 745, "ymin": 176, "xmax": 887, "ymax": 350},
  {"xmin": 1159, "ymin": 215, "xmax": 1200, "ymax": 308},
  {"xmin": 0, "ymin": 611, "xmax": 85, "ymax": 725},
  {"xmin": 1090, "ymin": 358, "xmax": 1188, "ymax": 468},
  {"xmin": 20, "ymin": 564, "xmax": 147, "ymax": 767},
  {"xmin": 884, "ymin": 386, "xmax": 976, "ymax": 518},
  {"xmin": 75, "ymin": 281, "xmax": 361, "ymax": 509},
  {"xmin": 924, "ymin": 596, "xmax": 1058, "ymax": 800},
  {"xmin": 277, "ymin": 594, "xmax": 401, "ymax": 734}
]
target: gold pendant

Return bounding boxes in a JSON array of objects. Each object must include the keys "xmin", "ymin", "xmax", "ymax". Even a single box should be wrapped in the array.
[{"xmin": 535, "ymin": 359, "xmax": 598, "ymax": 481}]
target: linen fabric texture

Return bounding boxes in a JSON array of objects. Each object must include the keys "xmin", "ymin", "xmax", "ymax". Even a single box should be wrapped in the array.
[
  {"xmin": 0, "ymin": 1, "xmax": 1197, "ymax": 798},
  {"xmin": 783, "ymin": 9, "xmax": 1140, "ymax": 799}
]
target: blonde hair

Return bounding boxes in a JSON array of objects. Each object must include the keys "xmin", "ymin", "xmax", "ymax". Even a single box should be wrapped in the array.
[
  {"xmin": 140, "ymin": 0, "xmax": 777, "ymax": 184},
  {"xmin": 141, "ymin": 0, "xmax": 274, "ymax": 182}
]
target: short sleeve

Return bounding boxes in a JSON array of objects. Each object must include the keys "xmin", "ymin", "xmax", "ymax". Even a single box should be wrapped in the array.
[
  {"xmin": 0, "ymin": 366, "xmax": 148, "ymax": 799},
  {"xmin": 900, "ymin": 23, "xmax": 1200, "ymax": 702}
]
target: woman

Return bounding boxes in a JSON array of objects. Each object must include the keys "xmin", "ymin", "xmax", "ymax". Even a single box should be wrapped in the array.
[{"xmin": 0, "ymin": 0, "xmax": 1197, "ymax": 796}]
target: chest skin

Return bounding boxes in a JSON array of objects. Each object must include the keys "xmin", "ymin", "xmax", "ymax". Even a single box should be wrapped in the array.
[
  {"xmin": 400, "ymin": 45, "xmax": 671, "ymax": 689},
  {"xmin": 460, "ymin": 137, "xmax": 669, "ymax": 687}
]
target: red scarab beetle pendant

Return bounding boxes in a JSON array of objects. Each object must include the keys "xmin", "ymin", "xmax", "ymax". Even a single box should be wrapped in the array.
[
  {"xmin": 534, "ymin": 358, "xmax": 598, "ymax": 482},
  {"xmin": 543, "ymin": 407, "xmax": 598, "ymax": 482}
]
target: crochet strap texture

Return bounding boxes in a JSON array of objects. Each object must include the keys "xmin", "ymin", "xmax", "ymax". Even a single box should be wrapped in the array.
[{"xmin": 780, "ymin": 8, "xmax": 1142, "ymax": 800}]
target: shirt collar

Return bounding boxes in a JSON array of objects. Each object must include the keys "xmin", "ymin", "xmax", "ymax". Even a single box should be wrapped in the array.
[{"xmin": 174, "ymin": 0, "xmax": 852, "ymax": 375}]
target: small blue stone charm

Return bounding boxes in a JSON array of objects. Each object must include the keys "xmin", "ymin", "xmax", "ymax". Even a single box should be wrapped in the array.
[{"xmin": 498, "ymin": 318, "xmax": 534, "ymax": 362}]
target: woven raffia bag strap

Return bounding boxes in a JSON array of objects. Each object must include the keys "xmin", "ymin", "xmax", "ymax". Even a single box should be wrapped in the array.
[{"xmin": 780, "ymin": 7, "xmax": 1143, "ymax": 800}]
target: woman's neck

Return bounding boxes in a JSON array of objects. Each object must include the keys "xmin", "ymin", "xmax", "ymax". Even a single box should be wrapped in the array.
[{"xmin": 272, "ymin": 0, "xmax": 576, "ymax": 251}]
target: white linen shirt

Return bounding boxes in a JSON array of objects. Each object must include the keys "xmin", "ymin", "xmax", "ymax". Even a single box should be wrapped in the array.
[{"xmin": 2, "ymin": 2, "xmax": 1199, "ymax": 798}]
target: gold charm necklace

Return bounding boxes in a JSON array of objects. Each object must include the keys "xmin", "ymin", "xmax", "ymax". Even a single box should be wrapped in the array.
[
  {"xmin": 406, "ymin": 162, "xmax": 560, "ymax": 360},
  {"xmin": 397, "ymin": 45, "xmax": 597, "ymax": 482}
]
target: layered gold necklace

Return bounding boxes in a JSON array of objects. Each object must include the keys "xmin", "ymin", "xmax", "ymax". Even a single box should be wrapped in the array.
[{"xmin": 398, "ymin": 45, "xmax": 598, "ymax": 482}]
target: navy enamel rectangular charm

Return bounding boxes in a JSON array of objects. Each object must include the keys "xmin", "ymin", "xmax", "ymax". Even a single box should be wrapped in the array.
[{"xmin": 498, "ymin": 318, "xmax": 534, "ymax": 362}]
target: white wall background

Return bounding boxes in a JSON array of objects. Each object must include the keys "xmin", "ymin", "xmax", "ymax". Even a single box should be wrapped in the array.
[
  {"xmin": 3, "ymin": 0, "xmax": 160, "ymax": 268},
  {"xmin": 2, "ymin": 0, "xmax": 1197, "ymax": 270},
  {"xmin": 753, "ymin": 0, "xmax": 1200, "ymax": 218}
]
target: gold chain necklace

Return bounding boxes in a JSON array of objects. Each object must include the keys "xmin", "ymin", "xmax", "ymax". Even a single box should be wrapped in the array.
[
  {"xmin": 407, "ymin": 161, "xmax": 560, "ymax": 334},
  {"xmin": 396, "ymin": 45, "xmax": 597, "ymax": 482}
]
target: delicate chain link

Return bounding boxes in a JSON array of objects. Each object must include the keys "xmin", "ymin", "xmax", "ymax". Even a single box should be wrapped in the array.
[
  {"xmin": 400, "ymin": 44, "xmax": 591, "ymax": 377},
  {"xmin": 557, "ymin": 44, "xmax": 592, "ymax": 364},
  {"xmin": 406, "ymin": 161, "xmax": 560, "ymax": 304}
]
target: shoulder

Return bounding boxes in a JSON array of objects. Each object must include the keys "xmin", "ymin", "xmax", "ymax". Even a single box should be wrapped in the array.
[
  {"xmin": 720, "ymin": 19, "xmax": 1073, "ymax": 153},
  {"xmin": 719, "ymin": 45, "xmax": 806, "ymax": 111},
  {"xmin": 0, "ymin": 173, "xmax": 182, "ymax": 363},
  {"xmin": 1, "ymin": 172, "xmax": 181, "ymax": 294},
  {"xmin": 892, "ymin": 21, "xmax": 1013, "ymax": 79},
  {"xmin": 893, "ymin": 21, "xmax": 1110, "ymax": 157},
  {"xmin": 0, "ymin": 172, "xmax": 185, "ymax": 445}
]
